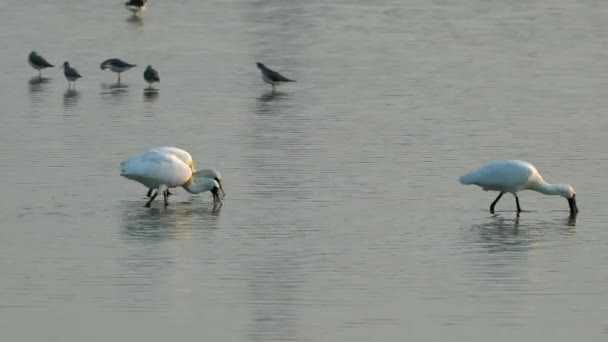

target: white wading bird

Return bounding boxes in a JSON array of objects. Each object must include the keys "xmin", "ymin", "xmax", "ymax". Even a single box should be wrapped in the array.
[
  {"xmin": 141, "ymin": 146, "xmax": 225, "ymax": 199},
  {"xmin": 120, "ymin": 150, "xmax": 221, "ymax": 208},
  {"xmin": 459, "ymin": 160, "xmax": 578, "ymax": 216}
]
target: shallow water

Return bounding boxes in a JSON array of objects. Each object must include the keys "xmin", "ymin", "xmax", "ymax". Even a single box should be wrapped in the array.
[{"xmin": 1, "ymin": 0, "xmax": 608, "ymax": 341}]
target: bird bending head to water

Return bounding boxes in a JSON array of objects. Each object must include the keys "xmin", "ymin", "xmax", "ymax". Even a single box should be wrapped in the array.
[
  {"xmin": 256, "ymin": 62, "xmax": 295, "ymax": 91},
  {"xmin": 139, "ymin": 146, "xmax": 226, "ymax": 200},
  {"xmin": 459, "ymin": 160, "xmax": 578, "ymax": 216},
  {"xmin": 100, "ymin": 58, "xmax": 136, "ymax": 83},
  {"xmin": 120, "ymin": 150, "xmax": 222, "ymax": 208},
  {"xmin": 143, "ymin": 65, "xmax": 159, "ymax": 88},
  {"xmin": 61, "ymin": 61, "xmax": 82, "ymax": 89},
  {"xmin": 28, "ymin": 51, "xmax": 54, "ymax": 78},
  {"xmin": 125, "ymin": 0, "xmax": 148, "ymax": 16}
]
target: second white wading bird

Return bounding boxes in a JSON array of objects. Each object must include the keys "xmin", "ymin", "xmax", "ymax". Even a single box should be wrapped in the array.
[
  {"xmin": 120, "ymin": 150, "xmax": 221, "ymax": 208},
  {"xmin": 459, "ymin": 160, "xmax": 578, "ymax": 216},
  {"xmin": 141, "ymin": 146, "xmax": 226, "ymax": 199}
]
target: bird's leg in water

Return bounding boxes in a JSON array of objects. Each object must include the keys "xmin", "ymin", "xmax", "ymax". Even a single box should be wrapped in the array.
[
  {"xmin": 145, "ymin": 190, "xmax": 158, "ymax": 207},
  {"xmin": 163, "ymin": 189, "xmax": 169, "ymax": 207},
  {"xmin": 490, "ymin": 192, "xmax": 504, "ymax": 213},
  {"xmin": 514, "ymin": 193, "xmax": 522, "ymax": 213},
  {"xmin": 146, "ymin": 188, "xmax": 153, "ymax": 198}
]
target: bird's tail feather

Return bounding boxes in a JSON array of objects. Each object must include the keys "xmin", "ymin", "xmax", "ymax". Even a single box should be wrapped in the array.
[{"xmin": 458, "ymin": 171, "xmax": 478, "ymax": 185}]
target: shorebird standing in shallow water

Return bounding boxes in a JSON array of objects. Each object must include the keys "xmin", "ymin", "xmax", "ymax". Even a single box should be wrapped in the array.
[
  {"xmin": 100, "ymin": 58, "xmax": 136, "ymax": 83},
  {"xmin": 61, "ymin": 62, "xmax": 82, "ymax": 89},
  {"xmin": 143, "ymin": 65, "xmax": 159, "ymax": 89},
  {"xmin": 28, "ymin": 51, "xmax": 54, "ymax": 78},
  {"xmin": 120, "ymin": 150, "xmax": 222, "ymax": 209},
  {"xmin": 256, "ymin": 62, "xmax": 295, "ymax": 91},
  {"xmin": 459, "ymin": 160, "xmax": 578, "ymax": 216},
  {"xmin": 125, "ymin": 0, "xmax": 148, "ymax": 17}
]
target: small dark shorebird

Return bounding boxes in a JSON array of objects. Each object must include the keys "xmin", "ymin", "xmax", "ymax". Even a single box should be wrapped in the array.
[
  {"xmin": 143, "ymin": 65, "xmax": 160, "ymax": 88},
  {"xmin": 28, "ymin": 51, "xmax": 54, "ymax": 78},
  {"xmin": 125, "ymin": 0, "xmax": 148, "ymax": 16},
  {"xmin": 100, "ymin": 58, "xmax": 137, "ymax": 83},
  {"xmin": 256, "ymin": 62, "xmax": 295, "ymax": 91},
  {"xmin": 61, "ymin": 62, "xmax": 82, "ymax": 89}
]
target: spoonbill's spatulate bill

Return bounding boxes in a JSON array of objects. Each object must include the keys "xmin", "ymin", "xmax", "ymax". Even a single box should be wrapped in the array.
[
  {"xmin": 120, "ymin": 150, "xmax": 221, "ymax": 208},
  {"xmin": 28, "ymin": 51, "xmax": 54, "ymax": 78},
  {"xmin": 459, "ymin": 160, "xmax": 578, "ymax": 215}
]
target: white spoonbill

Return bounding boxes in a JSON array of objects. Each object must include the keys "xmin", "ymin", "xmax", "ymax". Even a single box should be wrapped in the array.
[
  {"xmin": 120, "ymin": 150, "xmax": 221, "ymax": 208},
  {"xmin": 459, "ymin": 160, "xmax": 578, "ymax": 215},
  {"xmin": 142, "ymin": 146, "xmax": 226, "ymax": 198}
]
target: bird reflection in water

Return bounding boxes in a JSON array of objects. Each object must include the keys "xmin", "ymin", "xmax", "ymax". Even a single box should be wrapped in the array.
[
  {"xmin": 63, "ymin": 89, "xmax": 80, "ymax": 108},
  {"xmin": 143, "ymin": 88, "xmax": 159, "ymax": 102},
  {"xmin": 28, "ymin": 76, "xmax": 51, "ymax": 91},
  {"xmin": 29, "ymin": 77, "xmax": 52, "ymax": 104},
  {"xmin": 100, "ymin": 82, "xmax": 129, "ymax": 104},
  {"xmin": 121, "ymin": 201, "xmax": 221, "ymax": 241},
  {"xmin": 125, "ymin": 14, "xmax": 144, "ymax": 27},
  {"xmin": 258, "ymin": 90, "xmax": 287, "ymax": 103},
  {"xmin": 256, "ymin": 90, "xmax": 289, "ymax": 116}
]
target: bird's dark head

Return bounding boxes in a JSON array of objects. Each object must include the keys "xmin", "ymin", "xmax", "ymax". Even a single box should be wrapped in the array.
[
  {"xmin": 211, "ymin": 183, "xmax": 222, "ymax": 204},
  {"xmin": 61, "ymin": 61, "xmax": 69, "ymax": 69},
  {"xmin": 256, "ymin": 62, "xmax": 265, "ymax": 70}
]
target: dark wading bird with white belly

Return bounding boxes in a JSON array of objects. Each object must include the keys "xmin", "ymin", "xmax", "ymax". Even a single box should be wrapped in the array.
[
  {"xmin": 28, "ymin": 51, "xmax": 54, "ymax": 78},
  {"xmin": 459, "ymin": 160, "xmax": 578, "ymax": 216},
  {"xmin": 256, "ymin": 62, "xmax": 295, "ymax": 91},
  {"xmin": 100, "ymin": 58, "xmax": 136, "ymax": 83},
  {"xmin": 143, "ymin": 65, "xmax": 159, "ymax": 89},
  {"xmin": 61, "ymin": 61, "xmax": 82, "ymax": 89},
  {"xmin": 125, "ymin": 0, "xmax": 148, "ymax": 17},
  {"xmin": 120, "ymin": 150, "xmax": 222, "ymax": 209}
]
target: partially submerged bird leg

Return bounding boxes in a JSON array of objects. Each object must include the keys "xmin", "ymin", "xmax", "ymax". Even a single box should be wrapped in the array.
[
  {"xmin": 490, "ymin": 192, "xmax": 504, "ymax": 213},
  {"xmin": 514, "ymin": 193, "xmax": 522, "ymax": 213},
  {"xmin": 163, "ymin": 189, "xmax": 169, "ymax": 207},
  {"xmin": 145, "ymin": 190, "xmax": 158, "ymax": 207}
]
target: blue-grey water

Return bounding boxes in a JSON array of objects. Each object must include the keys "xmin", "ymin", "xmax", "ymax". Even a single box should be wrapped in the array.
[{"xmin": 1, "ymin": 0, "xmax": 608, "ymax": 340}]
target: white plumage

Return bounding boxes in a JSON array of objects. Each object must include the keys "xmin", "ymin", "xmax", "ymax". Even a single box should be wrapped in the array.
[
  {"xmin": 459, "ymin": 160, "xmax": 578, "ymax": 215},
  {"xmin": 120, "ymin": 150, "xmax": 221, "ymax": 208},
  {"xmin": 143, "ymin": 146, "xmax": 225, "ymax": 198}
]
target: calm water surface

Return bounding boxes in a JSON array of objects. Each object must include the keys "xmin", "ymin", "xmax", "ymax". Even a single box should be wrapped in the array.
[{"xmin": 1, "ymin": 0, "xmax": 608, "ymax": 341}]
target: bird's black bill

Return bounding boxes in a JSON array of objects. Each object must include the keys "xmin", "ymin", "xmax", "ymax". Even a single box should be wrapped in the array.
[
  {"xmin": 211, "ymin": 187, "xmax": 221, "ymax": 205},
  {"xmin": 568, "ymin": 196, "xmax": 578, "ymax": 215}
]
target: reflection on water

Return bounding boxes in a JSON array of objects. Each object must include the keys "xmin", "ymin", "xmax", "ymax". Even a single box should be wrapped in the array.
[
  {"xmin": 101, "ymin": 82, "xmax": 129, "ymax": 104},
  {"xmin": 62, "ymin": 89, "xmax": 80, "ymax": 109},
  {"xmin": 143, "ymin": 88, "xmax": 159, "ymax": 102},
  {"xmin": 258, "ymin": 90, "xmax": 287, "ymax": 103},
  {"xmin": 256, "ymin": 91, "xmax": 290, "ymax": 115},
  {"xmin": 466, "ymin": 213, "xmax": 577, "ymax": 254},
  {"xmin": 101, "ymin": 82, "xmax": 129, "ymax": 92},
  {"xmin": 120, "ymin": 200, "xmax": 221, "ymax": 241},
  {"xmin": 28, "ymin": 77, "xmax": 51, "ymax": 88},
  {"xmin": 28, "ymin": 77, "xmax": 52, "ymax": 104},
  {"xmin": 125, "ymin": 15, "xmax": 144, "ymax": 27}
]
